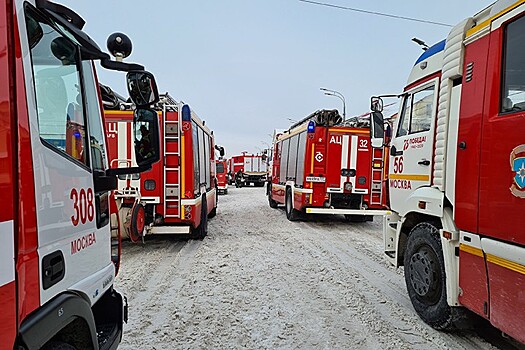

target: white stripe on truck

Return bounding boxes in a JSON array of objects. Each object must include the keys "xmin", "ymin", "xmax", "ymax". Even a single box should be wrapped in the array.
[
  {"xmin": 0, "ymin": 220, "xmax": 15, "ymax": 287},
  {"xmin": 350, "ymin": 135, "xmax": 358, "ymax": 191},
  {"xmin": 340, "ymin": 135, "xmax": 349, "ymax": 189}
]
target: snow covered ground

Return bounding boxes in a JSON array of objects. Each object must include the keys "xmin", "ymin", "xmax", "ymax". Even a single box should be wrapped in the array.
[{"xmin": 116, "ymin": 187, "xmax": 522, "ymax": 350}]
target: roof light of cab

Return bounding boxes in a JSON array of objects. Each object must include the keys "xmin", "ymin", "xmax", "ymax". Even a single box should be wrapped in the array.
[
  {"xmin": 414, "ymin": 40, "xmax": 446, "ymax": 65},
  {"xmin": 307, "ymin": 121, "xmax": 315, "ymax": 133},
  {"xmin": 182, "ymin": 104, "xmax": 191, "ymax": 121}
]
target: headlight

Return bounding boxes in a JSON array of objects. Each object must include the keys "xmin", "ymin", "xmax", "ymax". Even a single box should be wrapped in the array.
[{"xmin": 341, "ymin": 169, "xmax": 356, "ymax": 177}]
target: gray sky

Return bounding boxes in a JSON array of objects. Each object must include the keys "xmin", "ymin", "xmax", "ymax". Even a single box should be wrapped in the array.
[{"xmin": 62, "ymin": 0, "xmax": 493, "ymax": 156}]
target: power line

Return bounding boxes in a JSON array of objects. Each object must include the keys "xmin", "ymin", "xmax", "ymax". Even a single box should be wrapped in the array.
[{"xmin": 298, "ymin": 0, "xmax": 453, "ymax": 28}]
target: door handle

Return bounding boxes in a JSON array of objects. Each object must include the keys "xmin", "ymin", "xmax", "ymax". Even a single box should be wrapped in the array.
[
  {"xmin": 418, "ymin": 159, "xmax": 430, "ymax": 166},
  {"xmin": 42, "ymin": 251, "xmax": 65, "ymax": 290},
  {"xmin": 390, "ymin": 145, "xmax": 403, "ymax": 156}
]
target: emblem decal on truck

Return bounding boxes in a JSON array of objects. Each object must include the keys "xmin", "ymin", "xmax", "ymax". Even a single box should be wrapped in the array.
[
  {"xmin": 403, "ymin": 136, "xmax": 427, "ymax": 151},
  {"xmin": 510, "ymin": 144, "xmax": 525, "ymax": 198},
  {"xmin": 315, "ymin": 152, "xmax": 324, "ymax": 162}
]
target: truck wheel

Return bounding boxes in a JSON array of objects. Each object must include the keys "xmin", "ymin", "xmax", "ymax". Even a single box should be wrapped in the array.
[
  {"xmin": 404, "ymin": 222, "xmax": 454, "ymax": 330},
  {"xmin": 192, "ymin": 196, "xmax": 208, "ymax": 240},
  {"xmin": 285, "ymin": 189, "xmax": 300, "ymax": 221},
  {"xmin": 268, "ymin": 194, "xmax": 278, "ymax": 209},
  {"xmin": 129, "ymin": 203, "xmax": 145, "ymax": 242},
  {"xmin": 208, "ymin": 207, "xmax": 217, "ymax": 219},
  {"xmin": 268, "ymin": 184, "xmax": 278, "ymax": 208}
]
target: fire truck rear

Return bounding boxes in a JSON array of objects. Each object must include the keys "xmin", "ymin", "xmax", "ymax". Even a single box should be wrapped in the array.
[
  {"xmin": 268, "ymin": 110, "xmax": 389, "ymax": 221},
  {"xmin": 373, "ymin": 0, "xmax": 525, "ymax": 343},
  {"xmin": 0, "ymin": 1, "xmax": 160, "ymax": 349},
  {"xmin": 104, "ymin": 94, "xmax": 218, "ymax": 240}
]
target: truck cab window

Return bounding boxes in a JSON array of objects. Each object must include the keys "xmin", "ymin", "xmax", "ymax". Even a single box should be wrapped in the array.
[
  {"xmin": 411, "ymin": 87, "xmax": 434, "ymax": 133},
  {"xmin": 501, "ymin": 15, "xmax": 525, "ymax": 113},
  {"xmin": 396, "ymin": 85, "xmax": 434, "ymax": 136},
  {"xmin": 397, "ymin": 94, "xmax": 412, "ymax": 137},
  {"xmin": 82, "ymin": 61, "xmax": 110, "ymax": 227},
  {"xmin": 26, "ymin": 9, "xmax": 88, "ymax": 166}
]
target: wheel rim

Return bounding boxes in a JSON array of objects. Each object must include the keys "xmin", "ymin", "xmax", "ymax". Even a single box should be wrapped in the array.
[
  {"xmin": 136, "ymin": 206, "xmax": 145, "ymax": 233},
  {"xmin": 407, "ymin": 245, "xmax": 441, "ymax": 304}
]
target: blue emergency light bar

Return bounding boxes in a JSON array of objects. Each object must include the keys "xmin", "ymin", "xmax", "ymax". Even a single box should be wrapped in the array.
[
  {"xmin": 307, "ymin": 121, "xmax": 315, "ymax": 133},
  {"xmin": 182, "ymin": 104, "xmax": 191, "ymax": 121}
]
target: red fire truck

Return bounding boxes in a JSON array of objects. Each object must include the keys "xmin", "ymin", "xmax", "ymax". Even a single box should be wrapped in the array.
[
  {"xmin": 0, "ymin": 1, "xmax": 160, "ymax": 349},
  {"xmin": 268, "ymin": 110, "xmax": 390, "ymax": 221},
  {"xmin": 104, "ymin": 93, "xmax": 218, "ymax": 240},
  {"xmin": 373, "ymin": 0, "xmax": 525, "ymax": 343},
  {"xmin": 216, "ymin": 159, "xmax": 229, "ymax": 194},
  {"xmin": 229, "ymin": 152, "xmax": 268, "ymax": 187}
]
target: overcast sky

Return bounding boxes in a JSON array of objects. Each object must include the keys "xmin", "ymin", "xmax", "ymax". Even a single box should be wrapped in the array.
[{"xmin": 61, "ymin": 0, "xmax": 493, "ymax": 156}]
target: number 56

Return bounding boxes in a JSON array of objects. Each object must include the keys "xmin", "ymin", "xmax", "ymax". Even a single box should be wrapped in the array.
[{"xmin": 393, "ymin": 156, "xmax": 404, "ymax": 174}]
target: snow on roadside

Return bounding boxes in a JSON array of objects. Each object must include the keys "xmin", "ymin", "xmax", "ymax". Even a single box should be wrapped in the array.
[{"xmin": 115, "ymin": 187, "xmax": 500, "ymax": 350}]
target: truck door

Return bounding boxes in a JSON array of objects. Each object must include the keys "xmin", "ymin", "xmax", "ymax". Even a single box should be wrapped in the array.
[
  {"xmin": 21, "ymin": 7, "xmax": 113, "ymax": 306},
  {"xmin": 389, "ymin": 81, "xmax": 437, "ymax": 215},
  {"xmin": 0, "ymin": 2, "xmax": 16, "ymax": 342},
  {"xmin": 476, "ymin": 14, "xmax": 525, "ymax": 342}
]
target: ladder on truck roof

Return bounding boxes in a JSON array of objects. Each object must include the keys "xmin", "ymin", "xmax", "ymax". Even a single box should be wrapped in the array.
[
  {"xmin": 163, "ymin": 103, "xmax": 181, "ymax": 219},
  {"xmin": 370, "ymin": 147, "xmax": 384, "ymax": 206}
]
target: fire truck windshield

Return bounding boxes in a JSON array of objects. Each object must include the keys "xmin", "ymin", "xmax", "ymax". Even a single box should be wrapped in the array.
[{"xmin": 26, "ymin": 8, "xmax": 88, "ymax": 166}]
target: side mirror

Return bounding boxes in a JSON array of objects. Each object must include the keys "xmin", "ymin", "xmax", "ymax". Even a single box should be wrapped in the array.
[
  {"xmin": 214, "ymin": 145, "xmax": 225, "ymax": 157},
  {"xmin": 126, "ymin": 71, "xmax": 159, "ymax": 107},
  {"xmin": 371, "ymin": 96, "xmax": 384, "ymax": 112},
  {"xmin": 370, "ymin": 111, "xmax": 385, "ymax": 148},
  {"xmin": 134, "ymin": 108, "xmax": 160, "ymax": 167}
]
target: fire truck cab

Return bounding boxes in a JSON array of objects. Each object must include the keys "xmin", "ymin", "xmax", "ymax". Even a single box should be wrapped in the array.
[
  {"xmin": 373, "ymin": 0, "xmax": 525, "ymax": 343},
  {"xmin": 216, "ymin": 159, "xmax": 228, "ymax": 195},
  {"xmin": 269, "ymin": 110, "xmax": 389, "ymax": 221},
  {"xmin": 229, "ymin": 152, "xmax": 268, "ymax": 187},
  {"xmin": 104, "ymin": 94, "xmax": 218, "ymax": 241},
  {"xmin": 1, "ymin": 1, "xmax": 160, "ymax": 349}
]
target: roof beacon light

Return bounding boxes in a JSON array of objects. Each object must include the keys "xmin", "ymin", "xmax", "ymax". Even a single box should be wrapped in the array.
[{"xmin": 307, "ymin": 121, "xmax": 315, "ymax": 133}]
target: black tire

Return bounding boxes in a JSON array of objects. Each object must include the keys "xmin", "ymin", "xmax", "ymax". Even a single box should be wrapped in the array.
[
  {"xmin": 285, "ymin": 189, "xmax": 300, "ymax": 221},
  {"xmin": 224, "ymin": 189, "xmax": 228, "ymax": 195},
  {"xmin": 404, "ymin": 222, "xmax": 455, "ymax": 330},
  {"xmin": 42, "ymin": 341, "xmax": 77, "ymax": 350},
  {"xmin": 129, "ymin": 203, "xmax": 145, "ymax": 242},
  {"xmin": 192, "ymin": 196, "xmax": 208, "ymax": 239},
  {"xmin": 267, "ymin": 183, "xmax": 278, "ymax": 208},
  {"xmin": 208, "ymin": 206, "xmax": 217, "ymax": 219},
  {"xmin": 268, "ymin": 194, "xmax": 278, "ymax": 209}
]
